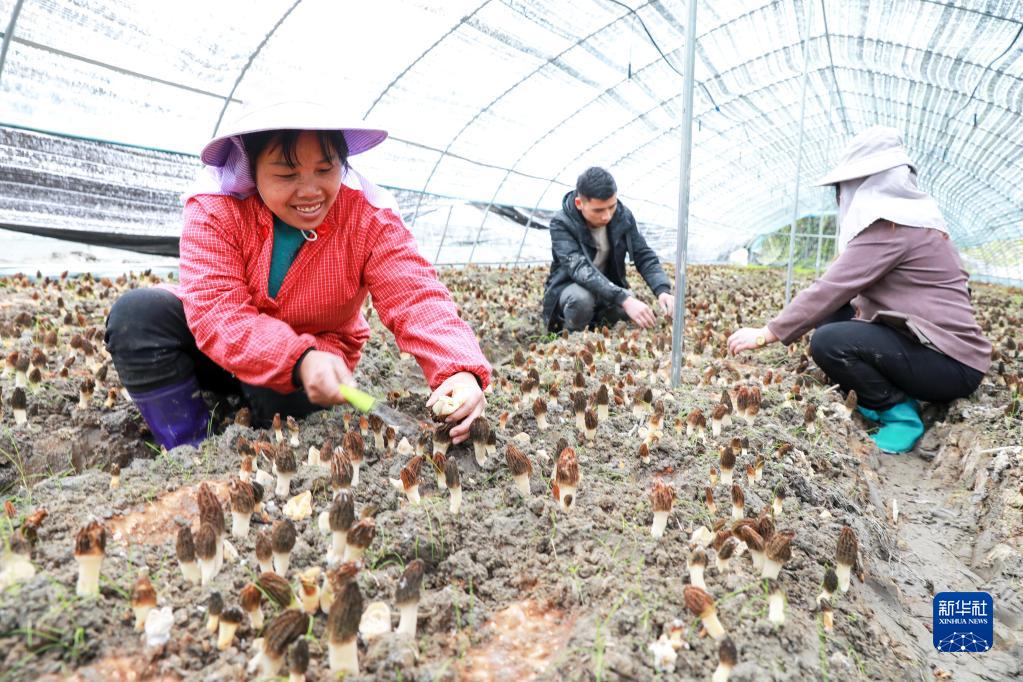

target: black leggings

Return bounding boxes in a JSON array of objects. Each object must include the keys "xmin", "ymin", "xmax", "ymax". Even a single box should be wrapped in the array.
[
  {"xmin": 104, "ymin": 287, "xmax": 321, "ymax": 427},
  {"xmin": 809, "ymin": 305, "xmax": 984, "ymax": 411}
]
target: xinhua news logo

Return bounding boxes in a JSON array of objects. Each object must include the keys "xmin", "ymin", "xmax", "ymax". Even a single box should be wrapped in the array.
[{"xmin": 933, "ymin": 592, "xmax": 993, "ymax": 653}]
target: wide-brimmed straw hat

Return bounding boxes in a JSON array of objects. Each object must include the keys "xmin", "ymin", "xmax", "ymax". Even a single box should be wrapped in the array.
[
  {"xmin": 201, "ymin": 100, "xmax": 388, "ymax": 167},
  {"xmin": 814, "ymin": 125, "xmax": 916, "ymax": 186}
]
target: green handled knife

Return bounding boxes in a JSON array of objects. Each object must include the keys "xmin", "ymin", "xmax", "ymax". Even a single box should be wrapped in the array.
[{"xmin": 337, "ymin": 384, "xmax": 421, "ymax": 435}]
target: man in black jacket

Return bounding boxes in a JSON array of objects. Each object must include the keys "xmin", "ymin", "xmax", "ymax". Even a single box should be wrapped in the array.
[{"xmin": 542, "ymin": 167, "xmax": 674, "ymax": 332}]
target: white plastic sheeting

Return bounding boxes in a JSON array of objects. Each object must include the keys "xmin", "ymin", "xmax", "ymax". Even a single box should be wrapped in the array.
[{"xmin": 1, "ymin": 0, "xmax": 1022, "ymax": 280}]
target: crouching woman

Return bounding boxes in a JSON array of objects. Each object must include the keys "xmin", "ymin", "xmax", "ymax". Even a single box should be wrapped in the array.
[
  {"xmin": 728, "ymin": 126, "xmax": 990, "ymax": 453},
  {"xmin": 105, "ymin": 101, "xmax": 490, "ymax": 449}
]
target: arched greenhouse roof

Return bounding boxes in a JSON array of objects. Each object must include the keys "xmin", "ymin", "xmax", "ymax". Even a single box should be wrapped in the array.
[{"xmin": 1, "ymin": 0, "xmax": 1022, "ymax": 282}]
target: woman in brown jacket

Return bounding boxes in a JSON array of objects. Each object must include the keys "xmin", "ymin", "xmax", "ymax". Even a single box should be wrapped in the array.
[{"xmin": 728, "ymin": 126, "xmax": 990, "ymax": 453}]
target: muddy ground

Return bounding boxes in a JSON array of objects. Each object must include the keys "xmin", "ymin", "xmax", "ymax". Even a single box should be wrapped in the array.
[{"xmin": 0, "ymin": 265, "xmax": 1020, "ymax": 681}]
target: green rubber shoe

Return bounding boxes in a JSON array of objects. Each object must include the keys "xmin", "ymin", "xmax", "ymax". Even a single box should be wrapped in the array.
[{"xmin": 870, "ymin": 400, "xmax": 924, "ymax": 454}]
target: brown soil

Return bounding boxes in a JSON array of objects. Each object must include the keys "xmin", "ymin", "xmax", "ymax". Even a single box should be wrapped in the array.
[{"xmin": 0, "ymin": 265, "xmax": 1020, "ymax": 681}]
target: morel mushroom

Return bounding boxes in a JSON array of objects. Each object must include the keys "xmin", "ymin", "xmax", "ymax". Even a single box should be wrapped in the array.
[{"xmin": 74, "ymin": 519, "xmax": 106, "ymax": 597}]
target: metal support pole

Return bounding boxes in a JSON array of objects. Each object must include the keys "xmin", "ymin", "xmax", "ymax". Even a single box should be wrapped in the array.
[
  {"xmin": 784, "ymin": 0, "xmax": 814, "ymax": 304},
  {"xmin": 814, "ymin": 214, "xmax": 825, "ymax": 277},
  {"xmin": 433, "ymin": 204, "xmax": 454, "ymax": 264},
  {"xmin": 513, "ymin": 218, "xmax": 532, "ymax": 264},
  {"xmin": 0, "ymin": 0, "xmax": 27, "ymax": 86},
  {"xmin": 669, "ymin": 0, "xmax": 699, "ymax": 388}
]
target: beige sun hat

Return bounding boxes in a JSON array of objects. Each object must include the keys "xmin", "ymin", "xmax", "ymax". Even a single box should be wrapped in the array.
[
  {"xmin": 814, "ymin": 126, "xmax": 917, "ymax": 186},
  {"xmin": 201, "ymin": 100, "xmax": 388, "ymax": 167}
]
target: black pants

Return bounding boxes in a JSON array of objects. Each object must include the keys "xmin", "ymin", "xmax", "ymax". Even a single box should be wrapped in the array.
[
  {"xmin": 809, "ymin": 305, "xmax": 984, "ymax": 411},
  {"xmin": 104, "ymin": 288, "xmax": 322, "ymax": 427}
]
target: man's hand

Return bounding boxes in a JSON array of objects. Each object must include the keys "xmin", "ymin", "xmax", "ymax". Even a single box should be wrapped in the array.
[
  {"xmin": 622, "ymin": 295, "xmax": 656, "ymax": 329},
  {"xmin": 657, "ymin": 292, "xmax": 675, "ymax": 319},
  {"xmin": 727, "ymin": 326, "xmax": 778, "ymax": 355},
  {"xmin": 298, "ymin": 350, "xmax": 356, "ymax": 406},
  {"xmin": 426, "ymin": 371, "xmax": 486, "ymax": 445}
]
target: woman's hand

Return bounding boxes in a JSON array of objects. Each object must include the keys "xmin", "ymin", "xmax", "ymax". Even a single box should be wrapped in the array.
[
  {"xmin": 426, "ymin": 371, "xmax": 486, "ymax": 445},
  {"xmin": 298, "ymin": 350, "xmax": 356, "ymax": 406},
  {"xmin": 727, "ymin": 326, "xmax": 778, "ymax": 355}
]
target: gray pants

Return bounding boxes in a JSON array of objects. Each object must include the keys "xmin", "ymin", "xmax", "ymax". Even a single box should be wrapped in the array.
[{"xmin": 559, "ymin": 283, "xmax": 630, "ymax": 331}]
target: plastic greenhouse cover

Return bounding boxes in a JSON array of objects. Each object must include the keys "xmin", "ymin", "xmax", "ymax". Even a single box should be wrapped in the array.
[{"xmin": 1, "ymin": 0, "xmax": 1022, "ymax": 280}]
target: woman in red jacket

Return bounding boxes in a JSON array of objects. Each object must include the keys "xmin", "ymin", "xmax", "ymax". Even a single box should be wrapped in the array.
[{"xmin": 105, "ymin": 101, "xmax": 491, "ymax": 449}]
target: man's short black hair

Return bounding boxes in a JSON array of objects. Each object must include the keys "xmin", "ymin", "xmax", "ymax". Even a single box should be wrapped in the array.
[{"xmin": 576, "ymin": 167, "xmax": 617, "ymax": 201}]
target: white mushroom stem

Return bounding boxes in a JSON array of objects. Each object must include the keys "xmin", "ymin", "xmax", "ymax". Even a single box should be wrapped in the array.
[
  {"xmin": 307, "ymin": 447, "xmax": 319, "ymax": 467},
  {"xmin": 328, "ymin": 532, "xmax": 347, "ymax": 564},
  {"xmin": 436, "ymin": 470, "xmax": 447, "ymax": 490},
  {"xmin": 712, "ymin": 661, "xmax": 733, "ymax": 682},
  {"xmin": 179, "ymin": 559, "xmax": 200, "ymax": 584},
  {"xmin": 585, "ymin": 427, "xmax": 596, "ymax": 441},
  {"xmin": 405, "ymin": 485, "xmax": 421, "ymax": 506},
  {"xmin": 397, "ymin": 601, "xmax": 419, "ymax": 637},
  {"xmin": 513, "ymin": 473, "xmax": 531, "ymax": 497},
  {"xmin": 289, "ymin": 433, "xmax": 300, "ymax": 448},
  {"xmin": 206, "ymin": 612, "xmax": 219, "ymax": 633},
  {"xmin": 15, "ymin": 371, "xmax": 27, "ymax": 388},
  {"xmin": 750, "ymin": 550, "xmax": 765, "ymax": 573},
  {"xmin": 597, "ymin": 405, "xmax": 608, "ymax": 421},
  {"xmin": 712, "ymin": 420, "xmax": 722, "ymax": 437},
  {"xmin": 449, "ymin": 487, "xmax": 462, "ymax": 515},
  {"xmin": 248, "ymin": 607, "xmax": 264, "ymax": 630},
  {"xmin": 254, "ymin": 647, "xmax": 284, "ymax": 679},
  {"xmin": 836, "ymin": 562, "xmax": 852, "ymax": 592},
  {"xmin": 373, "ymin": 432, "xmax": 385, "ymax": 451},
  {"xmin": 773, "ymin": 497, "xmax": 783, "ymax": 516},
  {"xmin": 75, "ymin": 554, "xmax": 103, "ymax": 597},
  {"xmin": 768, "ymin": 591, "xmax": 785, "ymax": 625},
  {"xmin": 715, "ymin": 555, "xmax": 730, "ymax": 573},
  {"xmin": 473, "ymin": 442, "xmax": 487, "ymax": 466},
  {"xmin": 822, "ymin": 608, "xmax": 834, "ymax": 632},
  {"xmin": 433, "ymin": 440, "xmax": 450, "ymax": 457},
  {"xmin": 731, "ymin": 504, "xmax": 743, "ymax": 521},
  {"xmin": 319, "ymin": 579, "xmax": 334, "ymax": 613},
  {"xmin": 275, "ymin": 428, "xmax": 284, "ymax": 443},
  {"xmin": 351, "ymin": 462, "xmax": 361, "ymax": 488},
  {"xmin": 701, "ymin": 611, "xmax": 726, "ymax": 639},
  {"xmin": 133, "ymin": 604, "xmax": 154, "ymax": 631},
  {"xmin": 689, "ymin": 565, "xmax": 706, "ymax": 589},
  {"xmin": 217, "ymin": 621, "xmax": 239, "ymax": 650},
  {"xmin": 258, "ymin": 558, "xmax": 273, "ymax": 574},
  {"xmin": 79, "ymin": 394, "xmax": 91, "ymax": 410},
  {"xmin": 575, "ymin": 414, "xmax": 585, "ymax": 431},
  {"xmin": 273, "ymin": 551, "xmax": 291, "ymax": 576},
  {"xmin": 761, "ymin": 558, "xmax": 783, "ymax": 580},
  {"xmin": 651, "ymin": 511, "xmax": 669, "ymax": 539},
  {"xmin": 720, "ymin": 468, "xmax": 733, "ymax": 486},
  {"xmin": 199, "ymin": 557, "xmax": 218, "ymax": 586},
  {"xmin": 328, "ymin": 637, "xmax": 359, "ymax": 675},
  {"xmin": 342, "ymin": 545, "xmax": 366, "ymax": 563},
  {"xmin": 558, "ymin": 484, "xmax": 577, "ymax": 512},
  {"xmin": 13, "ymin": 409, "xmax": 27, "ymax": 426},
  {"xmin": 301, "ymin": 587, "xmax": 320, "ymax": 614},
  {"xmin": 275, "ymin": 473, "xmax": 293, "ymax": 499},
  {"xmin": 231, "ymin": 511, "xmax": 251, "ymax": 539}
]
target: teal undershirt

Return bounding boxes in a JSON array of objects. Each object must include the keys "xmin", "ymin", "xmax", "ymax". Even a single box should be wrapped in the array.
[{"xmin": 268, "ymin": 216, "xmax": 306, "ymax": 298}]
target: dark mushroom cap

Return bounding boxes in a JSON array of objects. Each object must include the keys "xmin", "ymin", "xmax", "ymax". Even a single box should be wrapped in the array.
[
  {"xmin": 271, "ymin": 520, "xmax": 297, "ymax": 553},
  {"xmin": 394, "ymin": 558, "xmax": 426, "ymax": 606},
  {"xmin": 264, "ymin": 609, "xmax": 309, "ymax": 658},
  {"xmin": 327, "ymin": 581, "xmax": 363, "ymax": 643}
]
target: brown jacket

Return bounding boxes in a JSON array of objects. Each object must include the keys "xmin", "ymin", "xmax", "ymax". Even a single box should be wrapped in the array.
[{"xmin": 768, "ymin": 221, "xmax": 991, "ymax": 374}]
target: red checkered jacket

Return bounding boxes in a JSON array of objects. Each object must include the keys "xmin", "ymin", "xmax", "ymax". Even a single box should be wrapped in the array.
[{"xmin": 171, "ymin": 182, "xmax": 491, "ymax": 394}]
